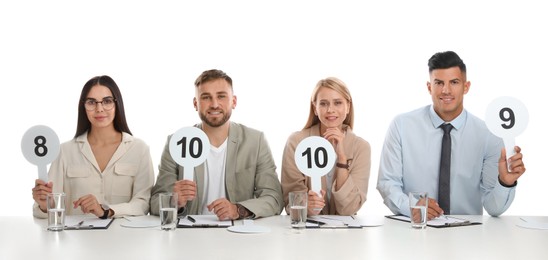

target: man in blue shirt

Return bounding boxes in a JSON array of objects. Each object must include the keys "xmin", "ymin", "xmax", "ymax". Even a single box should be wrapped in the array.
[{"xmin": 377, "ymin": 51, "xmax": 526, "ymax": 219}]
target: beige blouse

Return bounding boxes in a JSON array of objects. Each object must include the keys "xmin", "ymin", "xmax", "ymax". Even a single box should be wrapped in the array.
[
  {"xmin": 33, "ymin": 132, "xmax": 154, "ymax": 218},
  {"xmin": 281, "ymin": 124, "xmax": 371, "ymax": 215}
]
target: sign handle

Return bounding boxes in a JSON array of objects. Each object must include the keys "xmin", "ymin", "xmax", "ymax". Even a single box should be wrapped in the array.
[
  {"xmin": 38, "ymin": 164, "xmax": 48, "ymax": 182},
  {"xmin": 503, "ymin": 137, "xmax": 515, "ymax": 172},
  {"xmin": 312, "ymin": 177, "xmax": 322, "ymax": 198},
  {"xmin": 183, "ymin": 166, "xmax": 194, "ymax": 182}
]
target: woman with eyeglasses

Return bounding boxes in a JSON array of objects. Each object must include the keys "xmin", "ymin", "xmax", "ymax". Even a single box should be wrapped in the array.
[{"xmin": 31, "ymin": 75, "xmax": 154, "ymax": 219}]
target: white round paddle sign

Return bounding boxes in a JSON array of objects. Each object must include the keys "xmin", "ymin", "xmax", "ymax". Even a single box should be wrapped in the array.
[
  {"xmin": 294, "ymin": 136, "xmax": 336, "ymax": 193},
  {"xmin": 485, "ymin": 96, "xmax": 528, "ymax": 138},
  {"xmin": 21, "ymin": 125, "xmax": 60, "ymax": 181},
  {"xmin": 485, "ymin": 96, "xmax": 529, "ymax": 168},
  {"xmin": 169, "ymin": 127, "xmax": 210, "ymax": 180}
]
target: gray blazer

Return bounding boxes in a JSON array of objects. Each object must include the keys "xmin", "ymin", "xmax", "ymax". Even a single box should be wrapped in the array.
[{"xmin": 150, "ymin": 122, "xmax": 283, "ymax": 218}]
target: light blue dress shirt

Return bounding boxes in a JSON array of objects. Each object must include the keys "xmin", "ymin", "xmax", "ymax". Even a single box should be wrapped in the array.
[{"xmin": 377, "ymin": 105, "xmax": 516, "ymax": 217}]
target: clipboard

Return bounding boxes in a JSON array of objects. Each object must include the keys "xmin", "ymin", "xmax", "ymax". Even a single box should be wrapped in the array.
[
  {"xmin": 386, "ymin": 215, "xmax": 482, "ymax": 228},
  {"xmin": 306, "ymin": 215, "xmax": 363, "ymax": 229},
  {"xmin": 64, "ymin": 214, "xmax": 114, "ymax": 230},
  {"xmin": 177, "ymin": 215, "xmax": 233, "ymax": 228}
]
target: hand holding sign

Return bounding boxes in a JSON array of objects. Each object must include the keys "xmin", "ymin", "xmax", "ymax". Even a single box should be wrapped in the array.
[
  {"xmin": 485, "ymin": 96, "xmax": 529, "ymax": 171},
  {"xmin": 294, "ymin": 136, "xmax": 336, "ymax": 196},
  {"xmin": 21, "ymin": 125, "xmax": 60, "ymax": 182},
  {"xmin": 169, "ymin": 127, "xmax": 210, "ymax": 181}
]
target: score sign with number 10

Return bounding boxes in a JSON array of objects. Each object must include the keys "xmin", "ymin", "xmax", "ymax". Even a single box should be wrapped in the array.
[
  {"xmin": 168, "ymin": 127, "xmax": 210, "ymax": 181},
  {"xmin": 294, "ymin": 136, "xmax": 336, "ymax": 194}
]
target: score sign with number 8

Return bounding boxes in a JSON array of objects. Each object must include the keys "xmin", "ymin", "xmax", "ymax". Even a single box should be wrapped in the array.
[
  {"xmin": 169, "ymin": 127, "xmax": 210, "ymax": 181},
  {"xmin": 21, "ymin": 125, "xmax": 60, "ymax": 182},
  {"xmin": 294, "ymin": 136, "xmax": 336, "ymax": 194}
]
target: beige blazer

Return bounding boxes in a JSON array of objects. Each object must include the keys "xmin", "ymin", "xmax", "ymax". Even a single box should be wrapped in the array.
[
  {"xmin": 150, "ymin": 122, "xmax": 283, "ymax": 218},
  {"xmin": 281, "ymin": 124, "xmax": 371, "ymax": 215},
  {"xmin": 33, "ymin": 132, "xmax": 155, "ymax": 218}
]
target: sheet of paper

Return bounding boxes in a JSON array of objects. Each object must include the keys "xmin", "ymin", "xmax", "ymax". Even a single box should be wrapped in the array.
[
  {"xmin": 64, "ymin": 214, "xmax": 114, "ymax": 229},
  {"xmin": 388, "ymin": 215, "xmax": 472, "ymax": 227},
  {"xmin": 517, "ymin": 217, "xmax": 548, "ymax": 230},
  {"xmin": 307, "ymin": 215, "xmax": 361, "ymax": 228}
]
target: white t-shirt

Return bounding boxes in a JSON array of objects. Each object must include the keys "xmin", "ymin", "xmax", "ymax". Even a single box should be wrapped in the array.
[{"xmin": 200, "ymin": 139, "xmax": 228, "ymax": 215}]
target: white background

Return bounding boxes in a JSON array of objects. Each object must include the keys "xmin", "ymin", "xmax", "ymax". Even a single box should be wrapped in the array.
[{"xmin": 1, "ymin": 1, "xmax": 545, "ymax": 217}]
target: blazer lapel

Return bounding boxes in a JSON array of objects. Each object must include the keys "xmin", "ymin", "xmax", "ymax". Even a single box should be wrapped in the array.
[{"xmin": 224, "ymin": 122, "xmax": 239, "ymax": 200}]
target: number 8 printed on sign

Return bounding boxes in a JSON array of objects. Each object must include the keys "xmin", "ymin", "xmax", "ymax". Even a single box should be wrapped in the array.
[{"xmin": 21, "ymin": 125, "xmax": 60, "ymax": 182}]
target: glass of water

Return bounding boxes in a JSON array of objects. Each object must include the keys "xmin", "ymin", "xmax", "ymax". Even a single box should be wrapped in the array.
[
  {"xmin": 159, "ymin": 193, "xmax": 178, "ymax": 231},
  {"xmin": 409, "ymin": 191, "xmax": 428, "ymax": 229},
  {"xmin": 289, "ymin": 191, "xmax": 308, "ymax": 229},
  {"xmin": 47, "ymin": 193, "xmax": 66, "ymax": 231}
]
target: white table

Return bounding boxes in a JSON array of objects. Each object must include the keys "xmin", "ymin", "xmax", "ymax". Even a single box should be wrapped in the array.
[{"xmin": 1, "ymin": 215, "xmax": 547, "ymax": 260}]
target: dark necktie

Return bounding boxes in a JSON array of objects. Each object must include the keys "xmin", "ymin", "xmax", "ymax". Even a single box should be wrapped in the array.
[{"xmin": 438, "ymin": 123, "xmax": 453, "ymax": 214}]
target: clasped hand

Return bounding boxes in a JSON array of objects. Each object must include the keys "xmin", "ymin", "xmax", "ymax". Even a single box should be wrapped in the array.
[
  {"xmin": 173, "ymin": 180, "xmax": 238, "ymax": 220},
  {"xmin": 498, "ymin": 146, "xmax": 526, "ymax": 186},
  {"xmin": 307, "ymin": 190, "xmax": 326, "ymax": 216},
  {"xmin": 32, "ymin": 179, "xmax": 106, "ymax": 218}
]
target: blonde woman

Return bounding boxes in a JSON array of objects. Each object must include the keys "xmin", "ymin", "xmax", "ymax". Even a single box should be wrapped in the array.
[{"xmin": 281, "ymin": 77, "xmax": 371, "ymax": 216}]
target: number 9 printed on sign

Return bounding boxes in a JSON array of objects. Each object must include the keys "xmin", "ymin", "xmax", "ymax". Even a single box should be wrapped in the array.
[
  {"xmin": 21, "ymin": 125, "xmax": 60, "ymax": 182},
  {"xmin": 485, "ymin": 96, "xmax": 529, "ymax": 163}
]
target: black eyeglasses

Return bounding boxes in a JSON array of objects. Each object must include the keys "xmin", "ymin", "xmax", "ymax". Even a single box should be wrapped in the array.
[{"xmin": 84, "ymin": 97, "xmax": 116, "ymax": 111}]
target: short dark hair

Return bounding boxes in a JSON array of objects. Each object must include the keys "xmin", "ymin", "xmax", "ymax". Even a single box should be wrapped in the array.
[
  {"xmin": 194, "ymin": 69, "xmax": 233, "ymax": 89},
  {"xmin": 428, "ymin": 51, "xmax": 466, "ymax": 73},
  {"xmin": 75, "ymin": 75, "xmax": 132, "ymax": 138}
]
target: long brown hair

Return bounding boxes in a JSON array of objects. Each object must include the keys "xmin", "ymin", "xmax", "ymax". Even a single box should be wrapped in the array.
[
  {"xmin": 303, "ymin": 77, "xmax": 354, "ymax": 130},
  {"xmin": 74, "ymin": 75, "xmax": 132, "ymax": 138}
]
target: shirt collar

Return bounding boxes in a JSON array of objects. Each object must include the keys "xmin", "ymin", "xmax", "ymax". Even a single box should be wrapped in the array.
[
  {"xmin": 76, "ymin": 131, "xmax": 132, "ymax": 143},
  {"xmin": 428, "ymin": 105, "xmax": 467, "ymax": 130}
]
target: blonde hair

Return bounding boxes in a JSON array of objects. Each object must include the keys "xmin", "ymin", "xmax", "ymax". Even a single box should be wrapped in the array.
[{"xmin": 303, "ymin": 77, "xmax": 354, "ymax": 130}]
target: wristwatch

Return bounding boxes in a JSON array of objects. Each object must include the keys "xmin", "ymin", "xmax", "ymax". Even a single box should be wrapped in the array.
[
  {"xmin": 336, "ymin": 159, "xmax": 351, "ymax": 170},
  {"xmin": 236, "ymin": 204, "xmax": 249, "ymax": 219},
  {"xmin": 100, "ymin": 204, "xmax": 110, "ymax": 219}
]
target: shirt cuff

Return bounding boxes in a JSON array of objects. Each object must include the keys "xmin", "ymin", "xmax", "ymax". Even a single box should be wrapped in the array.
[{"xmin": 498, "ymin": 176, "xmax": 517, "ymax": 188}]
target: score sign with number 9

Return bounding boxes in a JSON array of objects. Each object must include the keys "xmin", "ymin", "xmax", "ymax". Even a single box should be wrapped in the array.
[
  {"xmin": 485, "ymin": 96, "xmax": 528, "ymax": 139},
  {"xmin": 485, "ymin": 96, "xmax": 529, "ymax": 166}
]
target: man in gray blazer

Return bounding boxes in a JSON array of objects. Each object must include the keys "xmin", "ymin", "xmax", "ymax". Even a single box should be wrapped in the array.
[{"xmin": 150, "ymin": 69, "xmax": 283, "ymax": 220}]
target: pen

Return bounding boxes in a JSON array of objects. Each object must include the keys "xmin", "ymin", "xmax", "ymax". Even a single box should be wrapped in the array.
[
  {"xmin": 192, "ymin": 224, "xmax": 219, "ymax": 227},
  {"xmin": 306, "ymin": 219, "xmax": 326, "ymax": 225},
  {"xmin": 187, "ymin": 216, "xmax": 196, "ymax": 223},
  {"xmin": 67, "ymin": 225, "xmax": 94, "ymax": 230},
  {"xmin": 76, "ymin": 220, "xmax": 84, "ymax": 228},
  {"xmin": 445, "ymin": 220, "xmax": 471, "ymax": 227},
  {"xmin": 65, "ymin": 220, "xmax": 94, "ymax": 230}
]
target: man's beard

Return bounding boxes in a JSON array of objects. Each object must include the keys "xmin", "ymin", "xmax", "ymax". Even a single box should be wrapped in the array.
[{"xmin": 199, "ymin": 110, "xmax": 231, "ymax": 128}]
